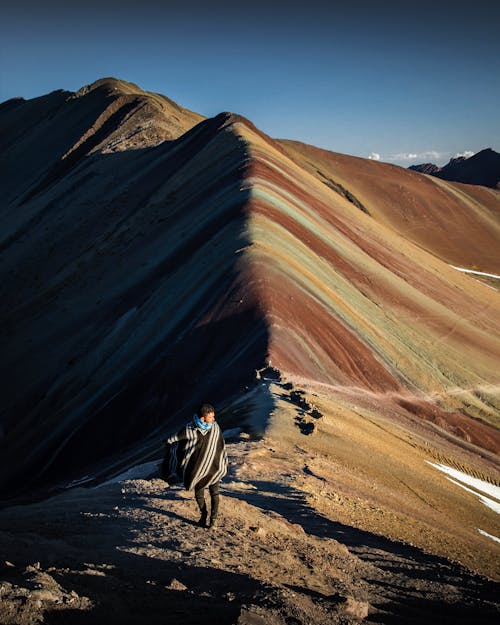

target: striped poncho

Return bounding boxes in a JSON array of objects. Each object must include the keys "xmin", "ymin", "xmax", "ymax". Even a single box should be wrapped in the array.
[{"xmin": 164, "ymin": 419, "xmax": 227, "ymax": 491}]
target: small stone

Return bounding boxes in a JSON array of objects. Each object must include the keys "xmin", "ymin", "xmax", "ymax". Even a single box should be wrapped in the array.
[
  {"xmin": 343, "ymin": 596, "xmax": 369, "ymax": 619},
  {"xmin": 237, "ymin": 607, "xmax": 268, "ymax": 625},
  {"xmin": 166, "ymin": 578, "xmax": 188, "ymax": 591},
  {"xmin": 31, "ymin": 589, "xmax": 61, "ymax": 602}
]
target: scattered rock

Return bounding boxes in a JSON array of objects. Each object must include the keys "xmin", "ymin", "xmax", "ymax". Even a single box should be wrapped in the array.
[
  {"xmin": 238, "ymin": 606, "xmax": 269, "ymax": 625},
  {"xmin": 249, "ymin": 525, "xmax": 267, "ymax": 538},
  {"xmin": 83, "ymin": 567, "xmax": 106, "ymax": 576},
  {"xmin": 342, "ymin": 596, "xmax": 369, "ymax": 619},
  {"xmin": 260, "ymin": 366, "xmax": 282, "ymax": 381},
  {"xmin": 165, "ymin": 578, "xmax": 188, "ymax": 591},
  {"xmin": 290, "ymin": 390, "xmax": 312, "ymax": 411},
  {"xmin": 295, "ymin": 417, "xmax": 315, "ymax": 435},
  {"xmin": 30, "ymin": 589, "xmax": 61, "ymax": 602}
]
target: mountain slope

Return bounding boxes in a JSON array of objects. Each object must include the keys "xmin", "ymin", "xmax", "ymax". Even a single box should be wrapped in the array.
[
  {"xmin": 239, "ymin": 128, "xmax": 500, "ymax": 444},
  {"xmin": 0, "ymin": 109, "xmax": 268, "ymax": 495},
  {"xmin": 0, "ymin": 80, "xmax": 499, "ymax": 506},
  {"xmin": 277, "ymin": 139, "xmax": 500, "ymax": 273},
  {"xmin": 0, "ymin": 77, "xmax": 204, "ymax": 207}
]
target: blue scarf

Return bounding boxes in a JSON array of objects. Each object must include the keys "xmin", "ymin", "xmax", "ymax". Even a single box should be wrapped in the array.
[{"xmin": 194, "ymin": 415, "xmax": 212, "ymax": 432}]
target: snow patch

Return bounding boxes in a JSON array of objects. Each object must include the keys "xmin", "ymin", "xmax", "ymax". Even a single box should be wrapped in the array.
[
  {"xmin": 449, "ymin": 266, "xmax": 500, "ymax": 280},
  {"xmin": 477, "ymin": 529, "xmax": 500, "ymax": 544},
  {"xmin": 223, "ymin": 427, "xmax": 243, "ymax": 439},
  {"xmin": 454, "ymin": 150, "xmax": 475, "ymax": 159},
  {"xmin": 446, "ymin": 478, "xmax": 500, "ymax": 514},
  {"xmin": 428, "ymin": 462, "xmax": 500, "ymax": 514},
  {"xmin": 94, "ymin": 460, "xmax": 161, "ymax": 488}
]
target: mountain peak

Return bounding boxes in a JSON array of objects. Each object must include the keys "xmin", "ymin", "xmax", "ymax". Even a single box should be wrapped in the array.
[
  {"xmin": 409, "ymin": 147, "xmax": 500, "ymax": 188},
  {"xmin": 74, "ymin": 77, "xmax": 146, "ymax": 98}
]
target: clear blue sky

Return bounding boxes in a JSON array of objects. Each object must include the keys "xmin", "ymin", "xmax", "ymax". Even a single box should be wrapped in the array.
[{"xmin": 1, "ymin": 0, "xmax": 499, "ymax": 166}]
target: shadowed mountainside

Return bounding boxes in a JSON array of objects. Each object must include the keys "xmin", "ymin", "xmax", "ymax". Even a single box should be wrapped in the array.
[
  {"xmin": 0, "ymin": 77, "xmax": 204, "ymax": 209},
  {"xmin": 0, "ymin": 83, "xmax": 268, "ymax": 496},
  {"xmin": 1, "ymin": 78, "xmax": 499, "ymax": 501}
]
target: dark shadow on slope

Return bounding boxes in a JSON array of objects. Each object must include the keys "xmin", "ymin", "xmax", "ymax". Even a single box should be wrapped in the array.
[
  {"xmin": 19, "ymin": 101, "xmax": 139, "ymax": 204},
  {"xmin": 315, "ymin": 168, "xmax": 370, "ymax": 215},
  {"xmin": 367, "ymin": 596, "xmax": 499, "ymax": 625},
  {"xmin": 41, "ymin": 561, "xmax": 251, "ymax": 625},
  {"xmin": 225, "ymin": 479, "xmax": 499, "ymax": 623},
  {"xmin": 0, "ymin": 112, "xmax": 271, "ymax": 501},
  {"xmin": 0, "ymin": 109, "xmax": 236, "ymax": 255},
  {"xmin": 44, "ymin": 311, "xmax": 270, "ymax": 484},
  {"xmin": 0, "ymin": 88, "xmax": 142, "ymax": 208}
]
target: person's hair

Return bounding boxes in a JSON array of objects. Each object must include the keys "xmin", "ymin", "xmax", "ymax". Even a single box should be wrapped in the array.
[{"xmin": 197, "ymin": 403, "xmax": 215, "ymax": 418}]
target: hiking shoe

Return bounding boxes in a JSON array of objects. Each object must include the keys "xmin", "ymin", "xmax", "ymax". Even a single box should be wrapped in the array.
[{"xmin": 197, "ymin": 512, "xmax": 208, "ymax": 528}]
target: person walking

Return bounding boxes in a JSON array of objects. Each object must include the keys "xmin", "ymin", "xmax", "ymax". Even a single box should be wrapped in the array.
[{"xmin": 163, "ymin": 403, "xmax": 227, "ymax": 528}]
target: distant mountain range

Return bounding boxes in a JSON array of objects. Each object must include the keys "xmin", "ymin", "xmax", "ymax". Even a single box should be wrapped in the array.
[{"xmin": 409, "ymin": 148, "xmax": 500, "ymax": 188}]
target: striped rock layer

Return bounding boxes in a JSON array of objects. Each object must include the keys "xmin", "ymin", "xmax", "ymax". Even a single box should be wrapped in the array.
[{"xmin": 0, "ymin": 79, "xmax": 499, "ymax": 495}]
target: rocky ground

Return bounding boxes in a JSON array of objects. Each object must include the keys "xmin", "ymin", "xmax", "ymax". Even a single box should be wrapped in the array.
[{"xmin": 0, "ymin": 380, "xmax": 499, "ymax": 624}]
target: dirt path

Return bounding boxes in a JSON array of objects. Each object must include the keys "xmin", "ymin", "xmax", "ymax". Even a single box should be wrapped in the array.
[{"xmin": 0, "ymin": 437, "xmax": 498, "ymax": 625}]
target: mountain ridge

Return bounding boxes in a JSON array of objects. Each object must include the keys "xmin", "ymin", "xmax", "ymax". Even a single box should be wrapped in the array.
[{"xmin": 1, "ymin": 77, "xmax": 499, "ymax": 503}]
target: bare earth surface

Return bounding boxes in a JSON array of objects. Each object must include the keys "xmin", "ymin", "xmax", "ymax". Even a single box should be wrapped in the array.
[{"xmin": 1, "ymin": 380, "xmax": 498, "ymax": 624}]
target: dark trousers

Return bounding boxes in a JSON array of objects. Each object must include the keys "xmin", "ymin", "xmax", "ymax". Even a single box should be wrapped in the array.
[{"xmin": 194, "ymin": 482, "xmax": 220, "ymax": 519}]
